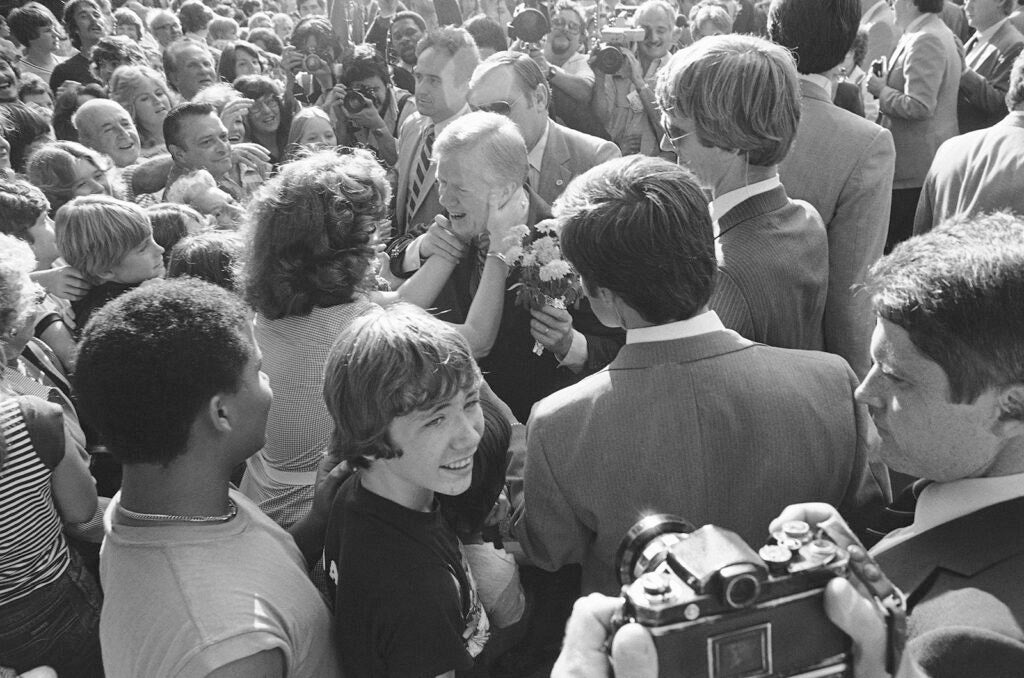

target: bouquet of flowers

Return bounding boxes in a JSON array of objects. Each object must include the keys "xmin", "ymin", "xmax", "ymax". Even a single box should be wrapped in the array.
[{"xmin": 502, "ymin": 221, "xmax": 583, "ymax": 356}]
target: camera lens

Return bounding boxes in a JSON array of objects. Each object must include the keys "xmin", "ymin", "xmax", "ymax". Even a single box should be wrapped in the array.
[
  {"xmin": 594, "ymin": 46, "xmax": 624, "ymax": 75},
  {"xmin": 304, "ymin": 54, "xmax": 324, "ymax": 72},
  {"xmin": 723, "ymin": 572, "xmax": 761, "ymax": 609},
  {"xmin": 616, "ymin": 514, "xmax": 695, "ymax": 587},
  {"xmin": 343, "ymin": 90, "xmax": 367, "ymax": 113}
]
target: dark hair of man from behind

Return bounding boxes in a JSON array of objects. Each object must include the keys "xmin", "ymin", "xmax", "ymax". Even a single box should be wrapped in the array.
[
  {"xmin": 911, "ymin": 0, "xmax": 943, "ymax": 13},
  {"xmin": 866, "ymin": 212, "xmax": 1024, "ymax": 404},
  {"xmin": 164, "ymin": 101, "xmax": 216, "ymax": 150},
  {"xmin": 555, "ymin": 156, "xmax": 716, "ymax": 325},
  {"xmin": 767, "ymin": 0, "xmax": 860, "ymax": 75},
  {"xmin": 73, "ymin": 278, "xmax": 253, "ymax": 465}
]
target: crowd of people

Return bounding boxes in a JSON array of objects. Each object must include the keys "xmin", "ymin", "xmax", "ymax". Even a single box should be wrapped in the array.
[{"xmin": 0, "ymin": 0, "xmax": 1022, "ymax": 673}]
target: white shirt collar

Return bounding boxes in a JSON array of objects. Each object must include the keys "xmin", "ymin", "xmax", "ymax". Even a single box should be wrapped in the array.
[
  {"xmin": 872, "ymin": 472, "xmax": 1024, "ymax": 554},
  {"xmin": 976, "ymin": 17, "xmax": 1009, "ymax": 46},
  {"xmin": 528, "ymin": 120, "xmax": 550, "ymax": 175},
  {"xmin": 799, "ymin": 73, "xmax": 835, "ymax": 100},
  {"xmin": 709, "ymin": 176, "xmax": 781, "ymax": 224},
  {"xmin": 626, "ymin": 309, "xmax": 726, "ymax": 344}
]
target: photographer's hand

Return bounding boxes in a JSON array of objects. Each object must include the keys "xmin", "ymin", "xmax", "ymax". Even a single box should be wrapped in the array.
[
  {"xmin": 220, "ymin": 97, "xmax": 254, "ymax": 134},
  {"xmin": 347, "ymin": 103, "xmax": 386, "ymax": 133},
  {"xmin": 552, "ymin": 593, "xmax": 658, "ymax": 678},
  {"xmin": 281, "ymin": 47, "xmax": 304, "ymax": 80},
  {"xmin": 825, "ymin": 577, "xmax": 892, "ymax": 678},
  {"xmin": 623, "ymin": 49, "xmax": 646, "ymax": 89}
]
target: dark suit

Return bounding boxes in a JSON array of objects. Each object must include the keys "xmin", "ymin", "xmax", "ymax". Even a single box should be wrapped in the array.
[
  {"xmin": 914, "ymin": 112, "xmax": 1024, "ymax": 234},
  {"xmin": 393, "ymin": 108, "xmax": 467, "ymax": 237},
  {"xmin": 388, "ymin": 191, "xmax": 624, "ymax": 422},
  {"xmin": 535, "ymin": 121, "xmax": 619, "ymax": 209},
  {"xmin": 958, "ymin": 20, "xmax": 1024, "ymax": 134},
  {"xmin": 874, "ymin": 497, "xmax": 1024, "ymax": 677},
  {"xmin": 780, "ymin": 78, "xmax": 895, "ymax": 377},
  {"xmin": 511, "ymin": 327, "xmax": 884, "ymax": 595}
]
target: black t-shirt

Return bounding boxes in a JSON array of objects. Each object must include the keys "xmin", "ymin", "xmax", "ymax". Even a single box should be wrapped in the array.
[
  {"xmin": 324, "ymin": 476, "xmax": 488, "ymax": 677},
  {"xmin": 71, "ymin": 281, "xmax": 137, "ymax": 339},
  {"xmin": 49, "ymin": 52, "xmax": 102, "ymax": 93}
]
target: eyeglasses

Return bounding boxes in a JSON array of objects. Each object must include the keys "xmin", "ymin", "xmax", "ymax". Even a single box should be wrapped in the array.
[
  {"xmin": 660, "ymin": 111, "xmax": 691, "ymax": 147},
  {"xmin": 469, "ymin": 95, "xmax": 522, "ymax": 116},
  {"xmin": 550, "ymin": 17, "xmax": 582, "ymax": 33}
]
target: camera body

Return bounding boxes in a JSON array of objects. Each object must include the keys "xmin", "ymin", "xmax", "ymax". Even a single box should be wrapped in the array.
[
  {"xmin": 616, "ymin": 515, "xmax": 855, "ymax": 678},
  {"xmin": 593, "ymin": 19, "xmax": 644, "ymax": 74},
  {"xmin": 343, "ymin": 84, "xmax": 377, "ymax": 114},
  {"xmin": 507, "ymin": 7, "xmax": 549, "ymax": 45}
]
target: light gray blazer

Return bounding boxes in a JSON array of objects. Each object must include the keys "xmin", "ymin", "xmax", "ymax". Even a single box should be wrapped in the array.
[{"xmin": 780, "ymin": 79, "xmax": 895, "ymax": 378}]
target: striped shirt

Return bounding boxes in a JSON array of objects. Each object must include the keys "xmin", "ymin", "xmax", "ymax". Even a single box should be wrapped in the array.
[
  {"xmin": 241, "ymin": 299, "xmax": 376, "ymax": 527},
  {"xmin": 0, "ymin": 397, "xmax": 68, "ymax": 606}
]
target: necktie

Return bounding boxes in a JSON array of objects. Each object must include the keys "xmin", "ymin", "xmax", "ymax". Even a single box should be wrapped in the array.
[
  {"xmin": 406, "ymin": 124, "xmax": 435, "ymax": 226},
  {"xmin": 469, "ymin": 235, "xmax": 490, "ymax": 296}
]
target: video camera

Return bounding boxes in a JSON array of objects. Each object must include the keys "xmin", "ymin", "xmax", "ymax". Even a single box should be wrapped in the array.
[
  {"xmin": 507, "ymin": 6, "xmax": 549, "ymax": 45},
  {"xmin": 614, "ymin": 513, "xmax": 907, "ymax": 677},
  {"xmin": 592, "ymin": 13, "xmax": 644, "ymax": 75}
]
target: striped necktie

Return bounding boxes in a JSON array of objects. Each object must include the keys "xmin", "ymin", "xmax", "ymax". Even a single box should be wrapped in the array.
[{"xmin": 406, "ymin": 124, "xmax": 435, "ymax": 224}]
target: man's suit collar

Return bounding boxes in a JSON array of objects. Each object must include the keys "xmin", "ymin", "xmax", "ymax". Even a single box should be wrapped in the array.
[
  {"xmin": 538, "ymin": 122, "xmax": 574, "ymax": 195},
  {"xmin": 717, "ymin": 184, "xmax": 790, "ymax": 232},
  {"xmin": 610, "ymin": 328, "xmax": 755, "ymax": 371},
  {"xmin": 873, "ymin": 496, "xmax": 1024, "ymax": 603},
  {"xmin": 798, "ymin": 77, "xmax": 832, "ymax": 104}
]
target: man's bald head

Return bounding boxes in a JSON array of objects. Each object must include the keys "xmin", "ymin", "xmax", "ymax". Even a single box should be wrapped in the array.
[{"xmin": 74, "ymin": 99, "xmax": 141, "ymax": 167}]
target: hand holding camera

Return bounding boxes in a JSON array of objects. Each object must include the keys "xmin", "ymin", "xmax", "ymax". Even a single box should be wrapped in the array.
[
  {"xmin": 604, "ymin": 509, "xmax": 906, "ymax": 677},
  {"xmin": 867, "ymin": 57, "xmax": 887, "ymax": 97}
]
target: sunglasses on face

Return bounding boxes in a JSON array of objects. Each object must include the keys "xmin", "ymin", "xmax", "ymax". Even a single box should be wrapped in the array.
[
  {"xmin": 469, "ymin": 95, "xmax": 522, "ymax": 116},
  {"xmin": 550, "ymin": 18, "xmax": 581, "ymax": 33}
]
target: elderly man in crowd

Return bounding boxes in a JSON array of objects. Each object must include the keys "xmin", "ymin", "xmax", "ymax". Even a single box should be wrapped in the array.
[
  {"xmin": 73, "ymin": 98, "xmax": 140, "ymax": 169},
  {"xmin": 149, "ymin": 9, "xmax": 183, "ymax": 49},
  {"xmin": 163, "ymin": 38, "xmax": 219, "ymax": 102},
  {"xmin": 916, "ymin": 51, "xmax": 1024, "ymax": 232},
  {"xmin": 467, "ymin": 51, "xmax": 619, "ymax": 210},
  {"xmin": 958, "ymin": 0, "xmax": 1024, "ymax": 133},
  {"xmin": 507, "ymin": 154, "xmax": 883, "ymax": 596},
  {"xmin": 771, "ymin": 0, "xmax": 896, "ymax": 378}
]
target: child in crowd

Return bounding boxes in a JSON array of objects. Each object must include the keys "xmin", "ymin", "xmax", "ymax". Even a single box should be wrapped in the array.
[
  {"xmin": 167, "ymin": 230, "xmax": 244, "ymax": 292},
  {"xmin": 54, "ymin": 195, "xmax": 164, "ymax": 334},
  {"xmin": 147, "ymin": 202, "xmax": 207, "ymax": 267},
  {"xmin": 322, "ymin": 303, "xmax": 492, "ymax": 677}
]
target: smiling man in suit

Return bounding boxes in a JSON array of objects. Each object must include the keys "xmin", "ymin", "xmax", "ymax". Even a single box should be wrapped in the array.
[
  {"xmin": 467, "ymin": 51, "xmax": 620, "ymax": 211},
  {"xmin": 958, "ymin": 0, "xmax": 1024, "ymax": 132},
  {"xmin": 771, "ymin": 0, "xmax": 896, "ymax": 378}
]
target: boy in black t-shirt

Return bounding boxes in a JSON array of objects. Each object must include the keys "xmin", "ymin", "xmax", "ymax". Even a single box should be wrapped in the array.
[{"xmin": 322, "ymin": 304, "xmax": 490, "ymax": 677}]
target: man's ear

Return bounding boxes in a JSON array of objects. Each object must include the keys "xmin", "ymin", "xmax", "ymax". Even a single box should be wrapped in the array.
[
  {"xmin": 167, "ymin": 142, "xmax": 186, "ymax": 165},
  {"xmin": 207, "ymin": 392, "xmax": 233, "ymax": 434},
  {"xmin": 995, "ymin": 384, "xmax": 1024, "ymax": 435}
]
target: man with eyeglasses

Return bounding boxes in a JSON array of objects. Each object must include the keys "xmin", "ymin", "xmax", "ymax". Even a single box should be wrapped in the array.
[
  {"xmin": 467, "ymin": 51, "xmax": 619, "ymax": 208},
  {"xmin": 148, "ymin": 10, "xmax": 183, "ymax": 49}
]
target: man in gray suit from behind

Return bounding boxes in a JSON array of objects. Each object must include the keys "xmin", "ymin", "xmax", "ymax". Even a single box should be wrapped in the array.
[
  {"xmin": 915, "ymin": 52, "xmax": 1024, "ymax": 233},
  {"xmin": 772, "ymin": 0, "xmax": 896, "ymax": 379},
  {"xmin": 507, "ymin": 157, "xmax": 886, "ymax": 596}
]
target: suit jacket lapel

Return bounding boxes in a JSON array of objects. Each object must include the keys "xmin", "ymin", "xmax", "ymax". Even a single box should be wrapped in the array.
[
  {"xmin": 537, "ymin": 123, "xmax": 573, "ymax": 197},
  {"xmin": 873, "ymin": 496, "xmax": 1024, "ymax": 604}
]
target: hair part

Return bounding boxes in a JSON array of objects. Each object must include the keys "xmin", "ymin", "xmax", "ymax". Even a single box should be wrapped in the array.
[{"xmin": 322, "ymin": 303, "xmax": 482, "ymax": 468}]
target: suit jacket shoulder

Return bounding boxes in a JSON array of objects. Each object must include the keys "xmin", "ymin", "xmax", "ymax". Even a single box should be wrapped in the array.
[
  {"xmin": 536, "ymin": 123, "xmax": 620, "ymax": 206},
  {"xmin": 874, "ymin": 497, "xmax": 1024, "ymax": 678}
]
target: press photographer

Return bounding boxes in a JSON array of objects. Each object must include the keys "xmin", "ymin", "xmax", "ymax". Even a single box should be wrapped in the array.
[
  {"xmin": 590, "ymin": 0, "xmax": 676, "ymax": 155},
  {"xmin": 325, "ymin": 43, "xmax": 415, "ymax": 167},
  {"xmin": 282, "ymin": 15, "xmax": 348, "ymax": 106}
]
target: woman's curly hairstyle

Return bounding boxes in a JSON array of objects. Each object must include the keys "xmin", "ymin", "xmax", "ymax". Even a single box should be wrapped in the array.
[{"xmin": 242, "ymin": 148, "xmax": 390, "ymax": 319}]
